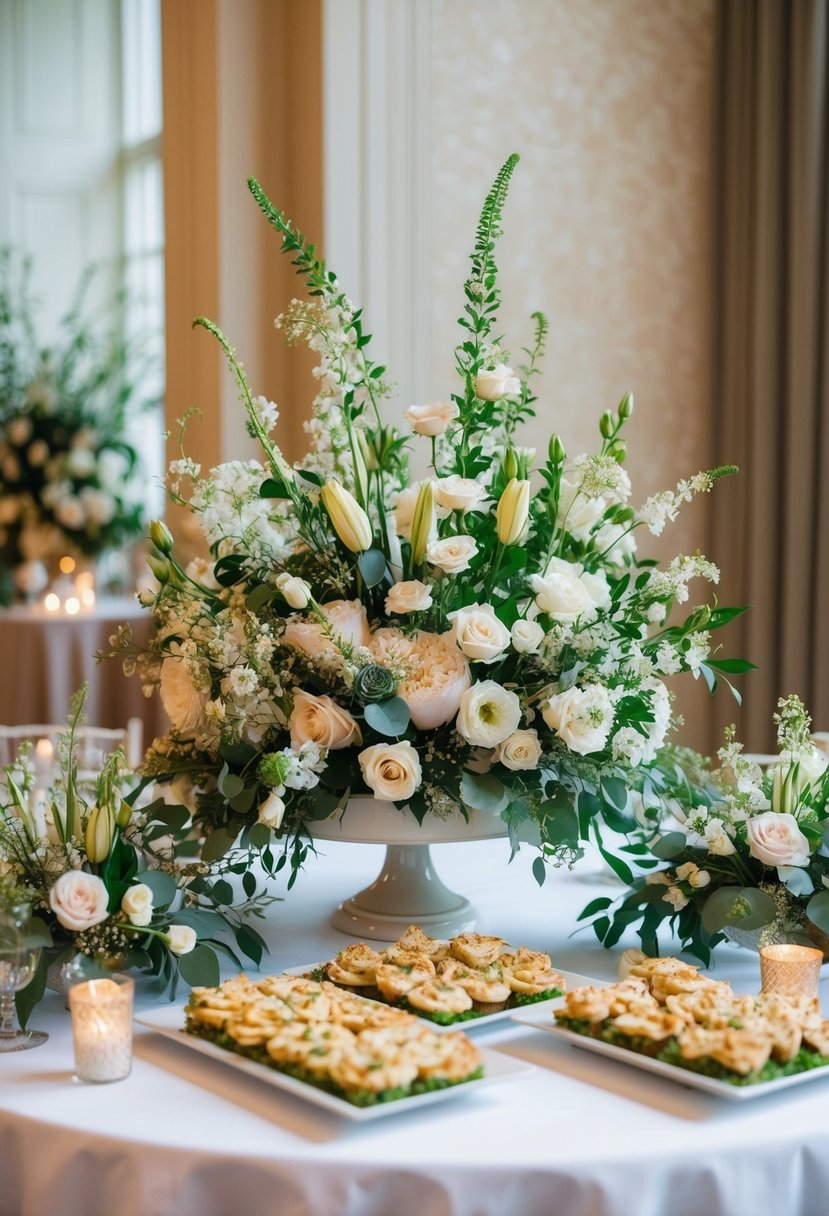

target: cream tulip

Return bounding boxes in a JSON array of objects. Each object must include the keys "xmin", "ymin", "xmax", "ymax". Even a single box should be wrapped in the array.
[
  {"xmin": 321, "ymin": 480, "xmax": 373, "ymax": 552},
  {"xmin": 409, "ymin": 480, "xmax": 437, "ymax": 564},
  {"xmin": 496, "ymin": 478, "xmax": 531, "ymax": 546}
]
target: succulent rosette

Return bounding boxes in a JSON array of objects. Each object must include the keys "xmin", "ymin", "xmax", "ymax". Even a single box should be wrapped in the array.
[{"xmin": 109, "ymin": 156, "xmax": 751, "ymax": 892}]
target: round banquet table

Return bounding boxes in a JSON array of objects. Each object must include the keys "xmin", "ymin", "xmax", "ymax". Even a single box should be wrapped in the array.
[
  {"xmin": 1, "ymin": 839, "xmax": 828, "ymax": 1216},
  {"xmin": 0, "ymin": 597, "xmax": 167, "ymax": 739}
]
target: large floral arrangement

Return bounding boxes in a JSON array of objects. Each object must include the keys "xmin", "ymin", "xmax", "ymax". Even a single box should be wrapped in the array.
[
  {"xmin": 0, "ymin": 688, "xmax": 272, "ymax": 1022},
  {"xmin": 0, "ymin": 250, "xmax": 148, "ymax": 601},
  {"xmin": 583, "ymin": 695, "xmax": 829, "ymax": 963},
  {"xmin": 110, "ymin": 154, "xmax": 748, "ymax": 889}
]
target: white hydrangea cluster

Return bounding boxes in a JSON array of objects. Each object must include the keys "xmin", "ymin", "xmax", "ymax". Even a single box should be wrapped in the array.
[{"xmin": 188, "ymin": 459, "xmax": 294, "ymax": 568}]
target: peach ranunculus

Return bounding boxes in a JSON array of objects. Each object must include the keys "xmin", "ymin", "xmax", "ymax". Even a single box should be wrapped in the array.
[
  {"xmin": 369, "ymin": 629, "xmax": 471, "ymax": 731},
  {"xmin": 289, "ymin": 690, "xmax": 362, "ymax": 750}
]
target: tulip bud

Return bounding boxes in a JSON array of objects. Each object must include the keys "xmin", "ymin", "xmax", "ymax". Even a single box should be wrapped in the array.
[
  {"xmin": 599, "ymin": 411, "xmax": 615, "ymax": 439},
  {"xmin": 147, "ymin": 555, "xmax": 170, "ymax": 584},
  {"xmin": 618, "ymin": 391, "xmax": 634, "ymax": 420},
  {"xmin": 85, "ymin": 803, "xmax": 114, "ymax": 864},
  {"xmin": 503, "ymin": 448, "xmax": 519, "ymax": 481},
  {"xmin": 357, "ymin": 428, "xmax": 378, "ymax": 472},
  {"xmin": 149, "ymin": 519, "xmax": 173, "ymax": 554},
  {"xmin": 496, "ymin": 478, "xmax": 531, "ymax": 546},
  {"xmin": 349, "ymin": 430, "xmax": 370, "ymax": 507},
  {"xmin": 321, "ymin": 480, "xmax": 373, "ymax": 552},
  {"xmin": 116, "ymin": 800, "xmax": 133, "ymax": 830},
  {"xmin": 275, "ymin": 572, "xmax": 312, "ymax": 610},
  {"xmin": 409, "ymin": 480, "xmax": 436, "ymax": 565},
  {"xmin": 548, "ymin": 434, "xmax": 566, "ymax": 464}
]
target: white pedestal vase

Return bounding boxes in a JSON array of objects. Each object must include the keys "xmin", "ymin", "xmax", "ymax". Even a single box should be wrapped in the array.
[{"xmin": 308, "ymin": 795, "xmax": 537, "ymax": 940}]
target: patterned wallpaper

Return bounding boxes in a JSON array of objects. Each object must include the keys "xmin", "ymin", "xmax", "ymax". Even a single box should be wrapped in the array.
[{"xmin": 428, "ymin": 0, "xmax": 717, "ymax": 749}]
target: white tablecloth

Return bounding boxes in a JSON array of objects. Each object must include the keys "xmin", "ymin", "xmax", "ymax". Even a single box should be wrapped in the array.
[{"xmin": 1, "ymin": 839, "xmax": 828, "ymax": 1216}]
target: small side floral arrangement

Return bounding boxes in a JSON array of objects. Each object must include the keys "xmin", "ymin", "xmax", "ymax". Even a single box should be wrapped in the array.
[
  {"xmin": 108, "ymin": 154, "xmax": 750, "ymax": 891},
  {"xmin": 0, "ymin": 250, "xmax": 149, "ymax": 601},
  {"xmin": 0, "ymin": 689, "xmax": 273, "ymax": 1023},
  {"xmin": 583, "ymin": 695, "xmax": 829, "ymax": 963}
]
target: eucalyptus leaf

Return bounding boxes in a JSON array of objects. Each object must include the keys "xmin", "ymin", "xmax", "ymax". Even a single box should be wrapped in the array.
[
  {"xmin": 532, "ymin": 856, "xmax": 546, "ymax": 887},
  {"xmin": 650, "ymin": 832, "xmax": 688, "ymax": 860},
  {"xmin": 358, "ymin": 549, "xmax": 387, "ymax": 587},
  {"xmin": 135, "ymin": 869, "xmax": 179, "ymax": 908},
  {"xmin": 171, "ymin": 908, "xmax": 224, "ymax": 938},
  {"xmin": 777, "ymin": 866, "xmax": 814, "ymax": 898},
  {"xmin": 177, "ymin": 944, "xmax": 221, "ymax": 989},
  {"xmin": 701, "ymin": 886, "xmax": 777, "ymax": 935},
  {"xmin": 806, "ymin": 890, "xmax": 829, "ymax": 936},
  {"xmin": 460, "ymin": 771, "xmax": 508, "ymax": 814},
  {"xmin": 363, "ymin": 696, "xmax": 410, "ymax": 738},
  {"xmin": 246, "ymin": 584, "xmax": 276, "ymax": 613},
  {"xmin": 220, "ymin": 772, "xmax": 245, "ymax": 799},
  {"xmin": 201, "ymin": 827, "xmax": 238, "ymax": 863}
]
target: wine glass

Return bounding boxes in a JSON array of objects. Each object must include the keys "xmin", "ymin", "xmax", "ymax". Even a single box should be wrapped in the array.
[{"xmin": 0, "ymin": 903, "xmax": 48, "ymax": 1051}]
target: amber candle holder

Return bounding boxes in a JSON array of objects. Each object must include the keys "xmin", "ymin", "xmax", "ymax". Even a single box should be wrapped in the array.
[{"xmin": 759, "ymin": 944, "xmax": 823, "ymax": 999}]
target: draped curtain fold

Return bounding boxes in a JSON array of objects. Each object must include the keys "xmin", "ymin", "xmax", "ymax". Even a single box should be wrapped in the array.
[{"xmin": 712, "ymin": 0, "xmax": 829, "ymax": 750}]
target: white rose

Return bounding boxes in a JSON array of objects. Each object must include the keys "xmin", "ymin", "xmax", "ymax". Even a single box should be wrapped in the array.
[
  {"xmin": 448, "ymin": 603, "xmax": 511, "ymax": 664},
  {"xmin": 495, "ymin": 729, "xmax": 542, "ymax": 771},
  {"xmin": 580, "ymin": 569, "xmax": 611, "ymax": 612},
  {"xmin": 427, "ymin": 535, "xmax": 478, "ymax": 574},
  {"xmin": 121, "ymin": 882, "xmax": 154, "ymax": 928},
  {"xmin": 475, "ymin": 364, "xmax": 520, "ymax": 401},
  {"xmin": 258, "ymin": 791, "xmax": 286, "ymax": 829},
  {"xmin": 511, "ymin": 618, "xmax": 545, "ymax": 654},
  {"xmin": 456, "ymin": 681, "xmax": 522, "ymax": 748},
  {"xmin": 403, "ymin": 402, "xmax": 459, "ymax": 437},
  {"xmin": 159, "ymin": 656, "xmax": 210, "ymax": 738},
  {"xmin": 385, "ymin": 580, "xmax": 433, "ymax": 615},
  {"xmin": 435, "ymin": 475, "xmax": 487, "ymax": 514},
  {"xmin": 530, "ymin": 558, "xmax": 596, "ymax": 623},
  {"xmin": 167, "ymin": 924, "xmax": 197, "ymax": 956},
  {"xmin": 289, "ymin": 690, "xmax": 362, "ymax": 750},
  {"xmin": 542, "ymin": 685, "xmax": 614, "ymax": 755},
  {"xmin": 556, "ymin": 475, "xmax": 607, "ymax": 540},
  {"xmin": 593, "ymin": 520, "xmax": 637, "ymax": 564},
  {"xmin": 746, "ymin": 812, "xmax": 811, "ymax": 868},
  {"xmin": 49, "ymin": 871, "xmax": 109, "ymax": 932},
  {"xmin": 275, "ymin": 572, "xmax": 312, "ymax": 609},
  {"xmin": 359, "ymin": 741, "xmax": 422, "ymax": 802}
]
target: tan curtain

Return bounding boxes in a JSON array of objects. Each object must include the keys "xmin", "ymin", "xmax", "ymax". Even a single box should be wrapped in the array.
[{"xmin": 712, "ymin": 0, "xmax": 829, "ymax": 751}]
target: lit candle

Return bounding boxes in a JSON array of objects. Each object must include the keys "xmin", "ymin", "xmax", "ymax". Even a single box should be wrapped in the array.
[
  {"xmin": 64, "ymin": 596, "xmax": 80, "ymax": 616},
  {"xmin": 68, "ymin": 975, "xmax": 134, "ymax": 1083},
  {"xmin": 759, "ymin": 944, "xmax": 823, "ymax": 999},
  {"xmin": 59, "ymin": 555, "xmax": 76, "ymax": 575},
  {"xmin": 43, "ymin": 592, "xmax": 61, "ymax": 612}
]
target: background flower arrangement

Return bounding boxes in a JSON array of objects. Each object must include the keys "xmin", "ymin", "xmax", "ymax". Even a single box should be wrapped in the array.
[
  {"xmin": 0, "ymin": 250, "xmax": 150, "ymax": 602},
  {"xmin": 582, "ymin": 695, "xmax": 829, "ymax": 963},
  {"xmin": 0, "ymin": 688, "xmax": 273, "ymax": 1024},
  {"xmin": 109, "ymin": 154, "xmax": 750, "ymax": 891}
]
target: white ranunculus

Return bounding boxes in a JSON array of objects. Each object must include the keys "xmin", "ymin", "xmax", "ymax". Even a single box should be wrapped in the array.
[
  {"xmin": 166, "ymin": 925, "xmax": 197, "ymax": 956},
  {"xmin": 289, "ymin": 690, "xmax": 361, "ymax": 750},
  {"xmin": 448, "ymin": 603, "xmax": 511, "ymax": 664},
  {"xmin": 746, "ymin": 812, "xmax": 811, "ymax": 868},
  {"xmin": 475, "ymin": 364, "xmax": 521, "ymax": 401},
  {"xmin": 511, "ymin": 618, "xmax": 545, "ymax": 655},
  {"xmin": 542, "ymin": 685, "xmax": 614, "ymax": 755},
  {"xmin": 49, "ymin": 870, "xmax": 109, "ymax": 932},
  {"xmin": 403, "ymin": 402, "xmax": 459, "ymax": 437},
  {"xmin": 531, "ymin": 559, "xmax": 595, "ymax": 624},
  {"xmin": 456, "ymin": 681, "xmax": 522, "ymax": 748},
  {"xmin": 426, "ymin": 535, "xmax": 478, "ymax": 574},
  {"xmin": 771, "ymin": 747, "xmax": 829, "ymax": 814},
  {"xmin": 556, "ymin": 475, "xmax": 607, "ymax": 540},
  {"xmin": 435, "ymin": 475, "xmax": 487, "ymax": 514},
  {"xmin": 495, "ymin": 729, "xmax": 542, "ymax": 771},
  {"xmin": 385, "ymin": 580, "xmax": 433, "ymax": 615},
  {"xmin": 359, "ymin": 741, "xmax": 422, "ymax": 802},
  {"xmin": 258, "ymin": 791, "xmax": 286, "ymax": 829},
  {"xmin": 121, "ymin": 882, "xmax": 154, "ymax": 928},
  {"xmin": 159, "ymin": 655, "xmax": 210, "ymax": 738},
  {"xmin": 275, "ymin": 572, "xmax": 312, "ymax": 609}
]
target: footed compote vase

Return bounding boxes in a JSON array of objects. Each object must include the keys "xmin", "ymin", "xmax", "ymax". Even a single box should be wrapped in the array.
[{"xmin": 308, "ymin": 795, "xmax": 537, "ymax": 941}]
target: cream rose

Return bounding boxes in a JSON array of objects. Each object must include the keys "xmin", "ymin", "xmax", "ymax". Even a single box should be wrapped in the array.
[
  {"xmin": 511, "ymin": 618, "xmax": 545, "ymax": 654},
  {"xmin": 404, "ymin": 402, "xmax": 459, "ymax": 437},
  {"xmin": 121, "ymin": 882, "xmax": 154, "ymax": 928},
  {"xmin": 475, "ymin": 364, "xmax": 520, "ymax": 401},
  {"xmin": 385, "ymin": 580, "xmax": 433, "ymax": 615},
  {"xmin": 258, "ymin": 791, "xmax": 286, "ymax": 829},
  {"xmin": 167, "ymin": 925, "xmax": 197, "ymax": 956},
  {"xmin": 448, "ymin": 603, "xmax": 511, "ymax": 664},
  {"xmin": 159, "ymin": 655, "xmax": 210, "ymax": 738},
  {"xmin": 530, "ymin": 558, "xmax": 596, "ymax": 623},
  {"xmin": 746, "ymin": 812, "xmax": 811, "ymax": 868},
  {"xmin": 49, "ymin": 871, "xmax": 109, "ymax": 933},
  {"xmin": 283, "ymin": 599, "xmax": 370, "ymax": 662},
  {"xmin": 359, "ymin": 741, "xmax": 422, "ymax": 801},
  {"xmin": 427, "ymin": 535, "xmax": 478, "ymax": 574},
  {"xmin": 435, "ymin": 475, "xmax": 487, "ymax": 514},
  {"xmin": 456, "ymin": 681, "xmax": 521, "ymax": 748},
  {"xmin": 495, "ymin": 729, "xmax": 542, "ymax": 771},
  {"xmin": 542, "ymin": 685, "xmax": 614, "ymax": 755},
  {"xmin": 289, "ymin": 690, "xmax": 361, "ymax": 750}
]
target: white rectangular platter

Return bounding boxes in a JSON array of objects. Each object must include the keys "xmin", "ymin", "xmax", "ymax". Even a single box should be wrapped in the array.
[
  {"xmin": 511, "ymin": 1000, "xmax": 829, "ymax": 1102},
  {"xmin": 284, "ymin": 963, "xmax": 603, "ymax": 1033},
  {"xmin": 135, "ymin": 1004, "xmax": 533, "ymax": 1121}
]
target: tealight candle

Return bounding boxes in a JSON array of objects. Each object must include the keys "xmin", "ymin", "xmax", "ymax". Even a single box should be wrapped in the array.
[
  {"xmin": 68, "ymin": 975, "xmax": 134, "ymax": 1083},
  {"xmin": 759, "ymin": 944, "xmax": 823, "ymax": 999}
]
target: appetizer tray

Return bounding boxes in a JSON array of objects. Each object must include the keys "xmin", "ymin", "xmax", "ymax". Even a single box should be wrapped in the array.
[
  {"xmin": 136, "ymin": 1004, "xmax": 533, "ymax": 1121},
  {"xmin": 284, "ymin": 962, "xmax": 601, "ymax": 1032},
  {"xmin": 511, "ymin": 1001, "xmax": 829, "ymax": 1101}
]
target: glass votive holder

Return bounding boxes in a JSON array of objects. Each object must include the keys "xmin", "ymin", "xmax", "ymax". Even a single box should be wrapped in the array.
[
  {"xmin": 68, "ymin": 974, "xmax": 134, "ymax": 1083},
  {"xmin": 759, "ymin": 944, "xmax": 823, "ymax": 999}
]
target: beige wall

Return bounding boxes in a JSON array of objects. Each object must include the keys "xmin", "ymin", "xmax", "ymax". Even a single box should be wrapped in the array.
[{"xmin": 429, "ymin": 0, "xmax": 717, "ymax": 751}]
